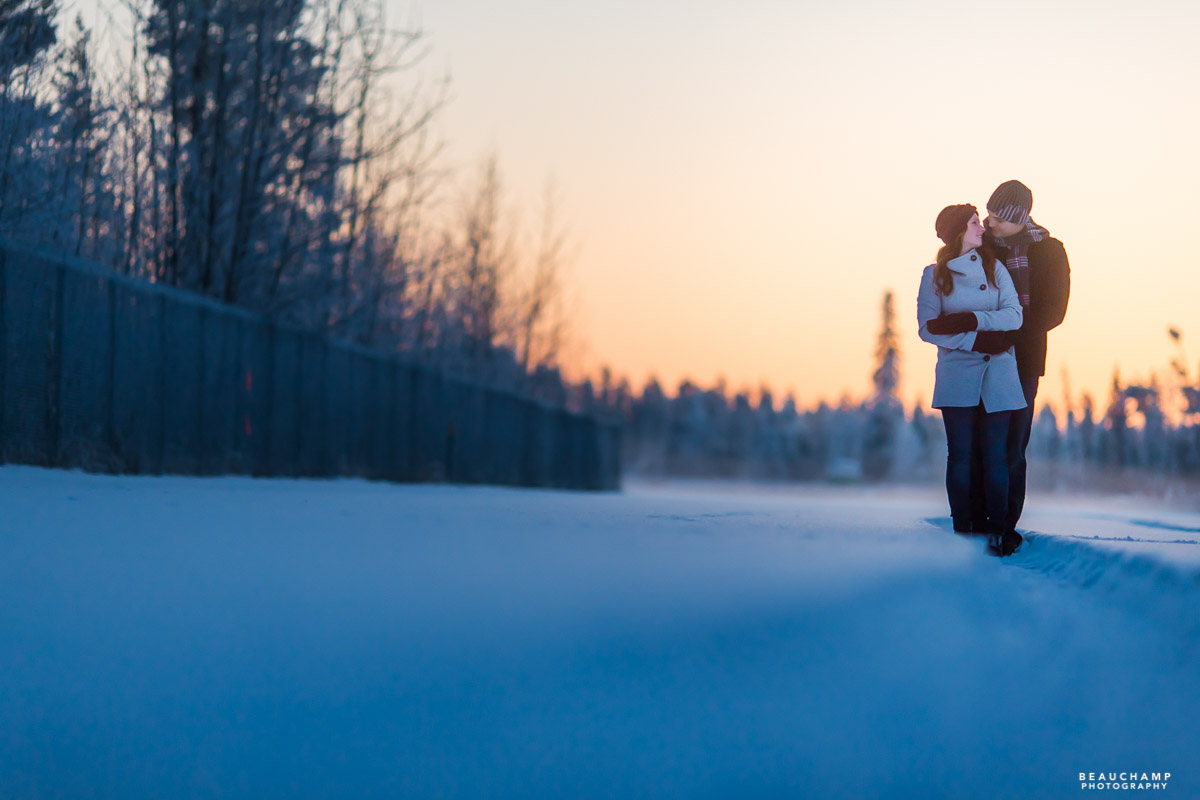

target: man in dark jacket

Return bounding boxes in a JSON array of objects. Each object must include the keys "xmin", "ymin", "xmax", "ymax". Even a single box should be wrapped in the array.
[{"xmin": 973, "ymin": 180, "xmax": 1071, "ymax": 554}]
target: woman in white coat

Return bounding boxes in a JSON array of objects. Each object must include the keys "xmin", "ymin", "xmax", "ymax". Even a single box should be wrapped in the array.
[{"xmin": 918, "ymin": 204, "xmax": 1025, "ymax": 555}]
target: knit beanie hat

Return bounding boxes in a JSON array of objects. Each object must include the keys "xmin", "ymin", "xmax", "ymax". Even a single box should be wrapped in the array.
[
  {"xmin": 986, "ymin": 180, "xmax": 1032, "ymax": 226},
  {"xmin": 935, "ymin": 204, "xmax": 977, "ymax": 244}
]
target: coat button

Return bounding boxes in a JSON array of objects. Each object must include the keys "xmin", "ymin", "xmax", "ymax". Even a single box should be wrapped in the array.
[
  {"xmin": 979, "ymin": 284, "xmax": 987, "ymax": 290},
  {"xmin": 970, "ymin": 254, "xmax": 977, "ymax": 261},
  {"xmin": 983, "ymin": 355, "xmax": 991, "ymax": 362}
]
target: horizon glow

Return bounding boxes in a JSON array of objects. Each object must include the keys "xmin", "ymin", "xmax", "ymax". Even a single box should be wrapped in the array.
[{"xmin": 414, "ymin": 0, "xmax": 1200, "ymax": 415}]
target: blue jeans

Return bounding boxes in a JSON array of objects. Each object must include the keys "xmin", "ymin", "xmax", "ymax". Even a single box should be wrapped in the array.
[
  {"xmin": 943, "ymin": 404, "xmax": 1011, "ymax": 534},
  {"xmin": 968, "ymin": 376, "xmax": 1039, "ymax": 532}
]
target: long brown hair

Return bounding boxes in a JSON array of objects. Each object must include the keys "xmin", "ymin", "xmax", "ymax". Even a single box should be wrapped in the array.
[{"xmin": 933, "ymin": 233, "xmax": 998, "ymax": 296}]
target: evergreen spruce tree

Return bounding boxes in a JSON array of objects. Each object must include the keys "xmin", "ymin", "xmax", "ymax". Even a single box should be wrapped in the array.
[
  {"xmin": 1103, "ymin": 370, "xmax": 1128, "ymax": 467},
  {"xmin": 862, "ymin": 290, "xmax": 902, "ymax": 480}
]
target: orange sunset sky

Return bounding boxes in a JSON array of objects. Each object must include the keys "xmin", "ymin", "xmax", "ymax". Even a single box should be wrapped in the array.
[{"xmin": 418, "ymin": 0, "xmax": 1196, "ymax": 412}]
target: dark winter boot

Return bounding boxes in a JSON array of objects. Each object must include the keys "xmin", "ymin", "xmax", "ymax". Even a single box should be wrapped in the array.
[
  {"xmin": 1000, "ymin": 529, "xmax": 1024, "ymax": 556},
  {"xmin": 985, "ymin": 522, "xmax": 1006, "ymax": 557}
]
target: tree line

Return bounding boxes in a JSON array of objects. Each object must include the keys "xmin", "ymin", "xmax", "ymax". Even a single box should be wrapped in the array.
[
  {"xmin": 575, "ymin": 294, "xmax": 1200, "ymax": 493},
  {"xmin": 0, "ymin": 0, "xmax": 572, "ymax": 398},
  {"xmin": 6, "ymin": 0, "xmax": 1197, "ymax": 492},
  {"xmin": 1027, "ymin": 327, "xmax": 1200, "ymax": 493}
]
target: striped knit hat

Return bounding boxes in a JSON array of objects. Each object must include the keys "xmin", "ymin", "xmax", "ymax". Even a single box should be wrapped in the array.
[{"xmin": 986, "ymin": 180, "xmax": 1032, "ymax": 226}]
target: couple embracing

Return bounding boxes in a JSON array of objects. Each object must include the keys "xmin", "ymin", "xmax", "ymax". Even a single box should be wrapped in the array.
[{"xmin": 918, "ymin": 180, "xmax": 1071, "ymax": 557}]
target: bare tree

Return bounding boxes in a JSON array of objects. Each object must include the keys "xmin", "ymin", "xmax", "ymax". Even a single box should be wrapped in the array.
[
  {"xmin": 516, "ymin": 178, "xmax": 572, "ymax": 373},
  {"xmin": 450, "ymin": 154, "xmax": 514, "ymax": 371},
  {"xmin": 1, "ymin": 0, "xmax": 578, "ymax": 406},
  {"xmin": 50, "ymin": 15, "xmax": 109, "ymax": 259}
]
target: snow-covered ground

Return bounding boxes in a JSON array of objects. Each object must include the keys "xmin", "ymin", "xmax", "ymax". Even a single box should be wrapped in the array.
[{"xmin": 1, "ymin": 467, "xmax": 1197, "ymax": 799}]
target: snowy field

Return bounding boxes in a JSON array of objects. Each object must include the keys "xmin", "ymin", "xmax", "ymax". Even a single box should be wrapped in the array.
[{"xmin": 2, "ymin": 467, "xmax": 1198, "ymax": 799}]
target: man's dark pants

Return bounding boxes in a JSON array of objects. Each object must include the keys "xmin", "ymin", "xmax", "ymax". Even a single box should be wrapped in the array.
[
  {"xmin": 969, "ymin": 375, "xmax": 1039, "ymax": 532},
  {"xmin": 1005, "ymin": 375, "xmax": 1040, "ymax": 530}
]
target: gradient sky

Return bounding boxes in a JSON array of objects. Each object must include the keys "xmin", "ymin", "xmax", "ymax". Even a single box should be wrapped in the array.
[{"xmin": 412, "ymin": 1, "xmax": 1196, "ymax": 410}]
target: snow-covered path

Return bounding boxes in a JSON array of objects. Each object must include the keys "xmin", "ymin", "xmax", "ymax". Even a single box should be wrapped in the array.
[{"xmin": 1, "ymin": 468, "xmax": 1197, "ymax": 799}]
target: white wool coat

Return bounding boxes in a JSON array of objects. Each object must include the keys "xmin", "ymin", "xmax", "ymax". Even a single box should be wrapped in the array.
[{"xmin": 917, "ymin": 249, "xmax": 1026, "ymax": 412}]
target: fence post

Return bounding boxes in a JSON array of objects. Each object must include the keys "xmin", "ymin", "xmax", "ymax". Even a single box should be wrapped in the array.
[
  {"xmin": 392, "ymin": 360, "xmax": 413, "ymax": 482},
  {"xmin": 0, "ymin": 246, "xmax": 6, "ymax": 464},
  {"xmin": 318, "ymin": 340, "xmax": 330, "ymax": 476},
  {"xmin": 408, "ymin": 365, "xmax": 422, "ymax": 481},
  {"xmin": 105, "ymin": 277, "xmax": 116, "ymax": 469},
  {"xmin": 157, "ymin": 293, "xmax": 167, "ymax": 474},
  {"xmin": 231, "ymin": 316, "xmax": 242, "ymax": 474},
  {"xmin": 195, "ymin": 306, "xmax": 208, "ymax": 476},
  {"xmin": 294, "ymin": 333, "xmax": 304, "ymax": 476},
  {"xmin": 262, "ymin": 322, "xmax": 275, "ymax": 477},
  {"xmin": 48, "ymin": 259, "xmax": 64, "ymax": 465}
]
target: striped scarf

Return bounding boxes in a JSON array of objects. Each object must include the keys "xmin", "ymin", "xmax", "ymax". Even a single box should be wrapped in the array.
[{"xmin": 991, "ymin": 220, "xmax": 1048, "ymax": 308}]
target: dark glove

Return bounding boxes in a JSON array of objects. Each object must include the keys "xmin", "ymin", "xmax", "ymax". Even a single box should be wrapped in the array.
[
  {"xmin": 926, "ymin": 312, "xmax": 978, "ymax": 335},
  {"xmin": 972, "ymin": 330, "xmax": 1013, "ymax": 355}
]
